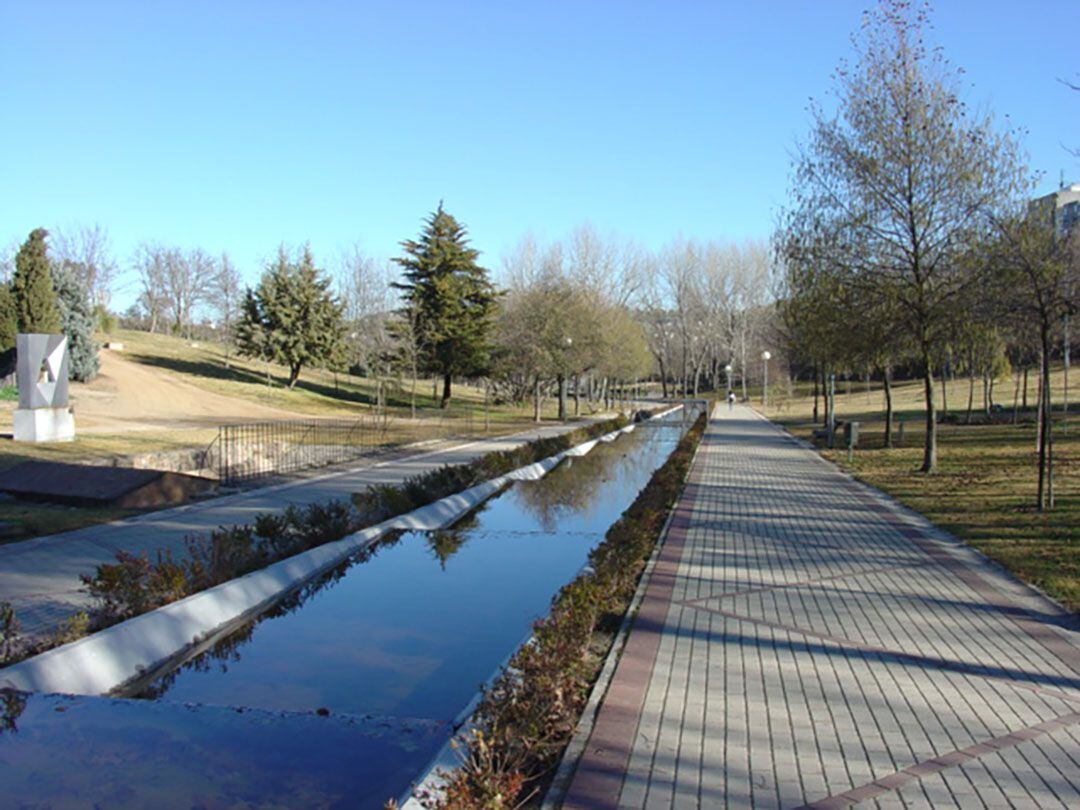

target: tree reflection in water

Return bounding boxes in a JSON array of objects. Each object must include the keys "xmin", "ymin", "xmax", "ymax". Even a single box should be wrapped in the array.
[
  {"xmin": 426, "ymin": 510, "xmax": 482, "ymax": 569},
  {"xmin": 510, "ymin": 430, "xmax": 665, "ymax": 533},
  {"xmin": 129, "ymin": 532, "xmax": 405, "ymax": 700},
  {"xmin": 1, "ymin": 689, "xmax": 28, "ymax": 735}
]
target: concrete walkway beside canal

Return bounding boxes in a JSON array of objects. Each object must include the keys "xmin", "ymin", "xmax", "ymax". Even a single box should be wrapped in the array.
[
  {"xmin": 0, "ymin": 421, "xmax": 596, "ymax": 637},
  {"xmin": 563, "ymin": 405, "xmax": 1080, "ymax": 808}
]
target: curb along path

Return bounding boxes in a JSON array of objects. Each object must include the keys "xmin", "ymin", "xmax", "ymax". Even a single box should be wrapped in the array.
[{"xmin": 562, "ymin": 404, "xmax": 1080, "ymax": 809}]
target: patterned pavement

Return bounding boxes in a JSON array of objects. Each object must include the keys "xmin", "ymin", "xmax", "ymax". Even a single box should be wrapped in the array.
[{"xmin": 562, "ymin": 405, "xmax": 1080, "ymax": 809}]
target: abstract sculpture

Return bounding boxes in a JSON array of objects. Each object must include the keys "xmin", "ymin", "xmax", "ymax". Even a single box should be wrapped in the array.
[{"xmin": 13, "ymin": 333, "xmax": 75, "ymax": 442}]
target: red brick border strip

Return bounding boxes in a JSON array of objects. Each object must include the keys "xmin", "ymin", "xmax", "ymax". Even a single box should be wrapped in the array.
[
  {"xmin": 561, "ymin": 436, "xmax": 710, "ymax": 809},
  {"xmin": 795, "ymin": 710, "xmax": 1080, "ymax": 808}
]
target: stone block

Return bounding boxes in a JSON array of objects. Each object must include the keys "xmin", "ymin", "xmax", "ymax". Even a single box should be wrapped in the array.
[{"xmin": 13, "ymin": 407, "xmax": 75, "ymax": 442}]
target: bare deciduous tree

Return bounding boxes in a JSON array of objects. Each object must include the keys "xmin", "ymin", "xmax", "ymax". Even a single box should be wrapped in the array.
[
  {"xmin": 51, "ymin": 224, "xmax": 117, "ymax": 310},
  {"xmin": 782, "ymin": 0, "xmax": 1026, "ymax": 471}
]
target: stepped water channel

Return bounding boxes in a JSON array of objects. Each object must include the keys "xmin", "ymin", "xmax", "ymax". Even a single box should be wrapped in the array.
[{"xmin": 0, "ymin": 407, "xmax": 699, "ymax": 808}]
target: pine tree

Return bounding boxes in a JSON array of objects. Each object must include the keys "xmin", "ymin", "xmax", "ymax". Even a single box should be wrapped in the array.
[
  {"xmin": 52, "ymin": 260, "xmax": 100, "ymax": 381},
  {"xmin": 236, "ymin": 245, "xmax": 346, "ymax": 389},
  {"xmin": 12, "ymin": 228, "xmax": 60, "ymax": 334},
  {"xmin": 0, "ymin": 285, "xmax": 17, "ymax": 350},
  {"xmin": 393, "ymin": 204, "xmax": 497, "ymax": 407}
]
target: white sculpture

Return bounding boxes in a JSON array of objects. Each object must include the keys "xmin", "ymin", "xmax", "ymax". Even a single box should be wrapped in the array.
[{"xmin": 13, "ymin": 333, "xmax": 75, "ymax": 442}]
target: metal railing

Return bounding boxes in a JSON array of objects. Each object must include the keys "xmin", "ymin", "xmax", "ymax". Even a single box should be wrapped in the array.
[{"xmin": 215, "ymin": 406, "xmax": 487, "ymax": 485}]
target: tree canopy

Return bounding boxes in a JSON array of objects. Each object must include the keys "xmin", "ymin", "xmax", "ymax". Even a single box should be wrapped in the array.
[
  {"xmin": 12, "ymin": 228, "xmax": 60, "ymax": 335},
  {"xmin": 236, "ymin": 246, "xmax": 346, "ymax": 389}
]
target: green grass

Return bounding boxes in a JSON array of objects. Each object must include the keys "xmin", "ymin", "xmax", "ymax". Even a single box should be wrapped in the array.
[
  {"xmin": 774, "ymin": 382, "xmax": 1078, "ymax": 612},
  {"xmin": 0, "ymin": 501, "xmax": 143, "ymax": 545},
  {"xmin": 0, "ymin": 386, "xmax": 17, "ymax": 402}
]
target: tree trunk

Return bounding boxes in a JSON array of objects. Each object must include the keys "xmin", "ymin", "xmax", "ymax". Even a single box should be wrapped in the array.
[
  {"xmin": 287, "ymin": 363, "xmax": 301, "ymax": 389},
  {"xmin": 533, "ymin": 376, "xmax": 541, "ymax": 422},
  {"xmin": 1022, "ymin": 366, "xmax": 1029, "ymax": 410},
  {"xmin": 441, "ymin": 373, "xmax": 452, "ymax": 409},
  {"xmin": 1038, "ymin": 328, "xmax": 1052, "ymax": 511},
  {"xmin": 410, "ymin": 357, "xmax": 417, "ymax": 420},
  {"xmin": 883, "ymin": 366, "xmax": 894, "ymax": 449},
  {"xmin": 1065, "ymin": 312, "xmax": 1071, "ymax": 432},
  {"xmin": 658, "ymin": 359, "xmax": 668, "ymax": 398},
  {"xmin": 983, "ymin": 372, "xmax": 991, "ymax": 417},
  {"xmin": 965, "ymin": 370, "xmax": 975, "ymax": 425},
  {"xmin": 940, "ymin": 368, "xmax": 949, "ymax": 418},
  {"xmin": 1012, "ymin": 367, "xmax": 1021, "ymax": 425},
  {"xmin": 812, "ymin": 366, "xmax": 820, "ymax": 425},
  {"xmin": 557, "ymin": 373, "xmax": 567, "ymax": 421},
  {"xmin": 921, "ymin": 347, "xmax": 937, "ymax": 473},
  {"xmin": 573, "ymin": 373, "xmax": 581, "ymax": 416}
]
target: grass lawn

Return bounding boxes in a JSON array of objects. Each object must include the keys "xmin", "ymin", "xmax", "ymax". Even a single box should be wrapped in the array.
[{"xmin": 769, "ymin": 370, "xmax": 1078, "ymax": 612}]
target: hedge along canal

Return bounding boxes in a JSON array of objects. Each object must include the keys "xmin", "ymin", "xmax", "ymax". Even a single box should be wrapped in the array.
[{"xmin": 0, "ymin": 407, "xmax": 699, "ymax": 808}]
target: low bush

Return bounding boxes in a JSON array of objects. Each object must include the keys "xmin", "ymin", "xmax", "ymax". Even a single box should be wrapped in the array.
[
  {"xmin": 0, "ymin": 601, "xmax": 19, "ymax": 665},
  {"xmin": 423, "ymin": 412, "xmax": 706, "ymax": 808}
]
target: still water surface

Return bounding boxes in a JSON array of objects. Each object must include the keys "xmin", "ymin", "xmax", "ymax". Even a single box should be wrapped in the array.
[{"xmin": 0, "ymin": 411, "xmax": 694, "ymax": 808}]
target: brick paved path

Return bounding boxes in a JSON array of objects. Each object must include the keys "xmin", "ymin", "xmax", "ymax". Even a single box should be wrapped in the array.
[{"xmin": 563, "ymin": 405, "xmax": 1080, "ymax": 809}]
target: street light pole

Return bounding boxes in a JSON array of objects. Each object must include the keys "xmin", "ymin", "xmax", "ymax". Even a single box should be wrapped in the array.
[{"xmin": 761, "ymin": 351, "xmax": 772, "ymax": 409}]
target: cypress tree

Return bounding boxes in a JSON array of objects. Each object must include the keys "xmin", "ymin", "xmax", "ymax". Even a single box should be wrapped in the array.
[
  {"xmin": 52, "ymin": 260, "xmax": 100, "ymax": 381},
  {"xmin": 0, "ymin": 285, "xmax": 17, "ymax": 350},
  {"xmin": 12, "ymin": 228, "xmax": 60, "ymax": 334},
  {"xmin": 393, "ymin": 204, "xmax": 497, "ymax": 407}
]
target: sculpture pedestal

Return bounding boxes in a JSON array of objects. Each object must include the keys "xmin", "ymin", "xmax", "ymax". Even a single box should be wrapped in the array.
[{"xmin": 13, "ymin": 408, "xmax": 75, "ymax": 442}]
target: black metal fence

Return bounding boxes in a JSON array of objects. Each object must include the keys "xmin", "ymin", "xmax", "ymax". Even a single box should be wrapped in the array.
[
  {"xmin": 214, "ymin": 408, "xmax": 488, "ymax": 485},
  {"xmin": 216, "ymin": 417, "xmax": 384, "ymax": 484}
]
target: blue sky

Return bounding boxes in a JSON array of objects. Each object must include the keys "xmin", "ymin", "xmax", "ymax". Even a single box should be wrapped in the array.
[{"xmin": 1, "ymin": 1, "xmax": 1076, "ymax": 309}]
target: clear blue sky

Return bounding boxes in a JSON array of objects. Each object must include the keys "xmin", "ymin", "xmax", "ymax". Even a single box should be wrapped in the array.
[{"xmin": 1, "ymin": 1, "xmax": 1076, "ymax": 309}]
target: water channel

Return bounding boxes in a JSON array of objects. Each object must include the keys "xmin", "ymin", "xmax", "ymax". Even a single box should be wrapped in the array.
[{"xmin": 0, "ymin": 408, "xmax": 697, "ymax": 808}]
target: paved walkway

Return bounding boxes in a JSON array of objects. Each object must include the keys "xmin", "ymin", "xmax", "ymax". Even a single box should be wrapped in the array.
[
  {"xmin": 0, "ymin": 421, "xmax": 593, "ymax": 637},
  {"xmin": 563, "ymin": 405, "xmax": 1080, "ymax": 809}
]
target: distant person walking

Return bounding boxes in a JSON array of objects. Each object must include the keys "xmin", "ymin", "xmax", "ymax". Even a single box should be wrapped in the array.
[{"xmin": 727, "ymin": 391, "xmax": 736, "ymax": 411}]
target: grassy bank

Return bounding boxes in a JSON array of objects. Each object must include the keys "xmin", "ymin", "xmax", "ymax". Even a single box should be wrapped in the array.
[{"xmin": 770, "ymin": 371, "xmax": 1077, "ymax": 612}]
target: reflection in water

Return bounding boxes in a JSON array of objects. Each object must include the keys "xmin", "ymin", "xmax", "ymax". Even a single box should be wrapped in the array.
[
  {"xmin": 510, "ymin": 432, "xmax": 675, "ymax": 532},
  {"xmin": 131, "ymin": 533, "xmax": 405, "ymax": 701},
  {"xmin": 0, "ymin": 691, "xmax": 447, "ymax": 808},
  {"xmin": 426, "ymin": 509, "xmax": 481, "ymax": 569},
  {"xmin": 1, "ymin": 689, "xmax": 27, "ymax": 736}
]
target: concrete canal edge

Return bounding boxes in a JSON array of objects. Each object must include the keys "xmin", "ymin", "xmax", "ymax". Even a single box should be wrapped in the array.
[{"xmin": 0, "ymin": 408, "xmax": 680, "ymax": 697}]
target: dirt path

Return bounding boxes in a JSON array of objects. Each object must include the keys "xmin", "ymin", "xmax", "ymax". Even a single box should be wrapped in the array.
[{"xmin": 42, "ymin": 351, "xmax": 302, "ymax": 434}]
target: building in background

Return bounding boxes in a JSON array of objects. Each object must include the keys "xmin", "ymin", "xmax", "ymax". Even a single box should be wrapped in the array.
[{"xmin": 1030, "ymin": 183, "xmax": 1080, "ymax": 237}]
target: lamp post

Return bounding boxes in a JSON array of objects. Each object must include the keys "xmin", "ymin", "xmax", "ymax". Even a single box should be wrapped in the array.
[
  {"xmin": 761, "ymin": 351, "xmax": 771, "ymax": 409},
  {"xmin": 724, "ymin": 363, "xmax": 733, "ymax": 398}
]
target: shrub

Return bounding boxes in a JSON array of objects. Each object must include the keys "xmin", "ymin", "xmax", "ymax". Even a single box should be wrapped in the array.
[
  {"xmin": 80, "ymin": 550, "xmax": 188, "ymax": 623},
  {"xmin": 51, "ymin": 612, "xmax": 90, "ymax": 646},
  {"xmin": 0, "ymin": 601, "xmax": 20, "ymax": 664}
]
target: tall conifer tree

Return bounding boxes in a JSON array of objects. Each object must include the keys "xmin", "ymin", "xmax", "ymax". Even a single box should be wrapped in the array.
[
  {"xmin": 393, "ymin": 204, "xmax": 497, "ymax": 407},
  {"xmin": 12, "ymin": 228, "xmax": 60, "ymax": 334}
]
